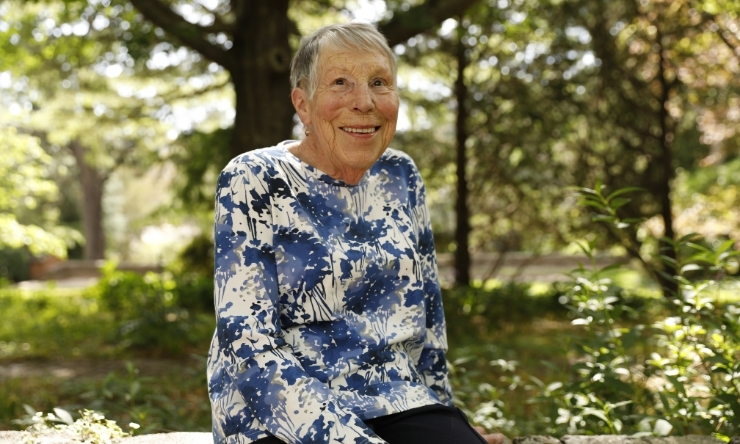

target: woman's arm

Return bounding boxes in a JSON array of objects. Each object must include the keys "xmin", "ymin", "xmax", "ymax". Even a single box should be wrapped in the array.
[
  {"xmin": 213, "ymin": 161, "xmax": 386, "ymax": 444},
  {"xmin": 408, "ymin": 166, "xmax": 454, "ymax": 406}
]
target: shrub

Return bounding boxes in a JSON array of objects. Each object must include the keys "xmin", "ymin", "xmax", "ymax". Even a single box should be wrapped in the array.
[
  {"xmin": 533, "ymin": 185, "xmax": 740, "ymax": 438},
  {"xmin": 453, "ymin": 184, "xmax": 740, "ymax": 439},
  {"xmin": 0, "ymin": 247, "xmax": 31, "ymax": 282},
  {"xmin": 13, "ymin": 406, "xmax": 138, "ymax": 444},
  {"xmin": 95, "ymin": 262, "xmax": 210, "ymax": 354}
]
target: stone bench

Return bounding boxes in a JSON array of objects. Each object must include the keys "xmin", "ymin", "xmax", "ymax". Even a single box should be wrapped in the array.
[{"xmin": 0, "ymin": 432, "xmax": 734, "ymax": 444}]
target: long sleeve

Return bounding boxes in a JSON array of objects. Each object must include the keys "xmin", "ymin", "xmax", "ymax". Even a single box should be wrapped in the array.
[
  {"xmin": 410, "ymin": 170, "xmax": 454, "ymax": 406},
  {"xmin": 212, "ymin": 163, "xmax": 386, "ymax": 444}
]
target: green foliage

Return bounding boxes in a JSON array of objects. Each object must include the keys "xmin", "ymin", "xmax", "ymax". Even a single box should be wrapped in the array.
[
  {"xmin": 166, "ymin": 233, "xmax": 215, "ymax": 313},
  {"xmin": 450, "ymin": 185, "xmax": 740, "ymax": 438},
  {"xmin": 0, "ymin": 357, "xmax": 212, "ymax": 433},
  {"xmin": 74, "ymin": 360, "xmax": 210, "ymax": 434},
  {"xmin": 0, "ymin": 266, "xmax": 214, "ymax": 361},
  {"xmin": 0, "ymin": 247, "xmax": 32, "ymax": 282},
  {"xmin": 444, "ymin": 283, "xmax": 566, "ymax": 342},
  {"xmin": 14, "ymin": 406, "xmax": 137, "ymax": 444},
  {"xmin": 0, "ymin": 127, "xmax": 70, "ymax": 258},
  {"xmin": 171, "ymin": 129, "xmax": 232, "ymax": 211},
  {"xmin": 0, "ymin": 287, "xmax": 113, "ymax": 360},
  {"xmin": 96, "ymin": 262, "xmax": 212, "ymax": 354}
]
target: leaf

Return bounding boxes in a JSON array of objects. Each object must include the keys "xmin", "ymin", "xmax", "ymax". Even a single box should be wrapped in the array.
[
  {"xmin": 716, "ymin": 393, "xmax": 740, "ymax": 419},
  {"xmin": 611, "ymin": 400, "xmax": 632, "ymax": 409},
  {"xmin": 599, "ymin": 263, "xmax": 624, "ymax": 272},
  {"xmin": 574, "ymin": 186, "xmax": 598, "ymax": 196},
  {"xmin": 130, "ymin": 380, "xmax": 141, "ymax": 398},
  {"xmin": 606, "ymin": 186, "xmax": 645, "ymax": 200},
  {"xmin": 653, "ymin": 419, "xmax": 673, "ymax": 436},
  {"xmin": 540, "ymin": 360, "xmax": 561, "ymax": 372},
  {"xmin": 656, "ymin": 269, "xmax": 677, "ymax": 282},
  {"xmin": 592, "ymin": 215, "xmax": 615, "ymax": 222},
  {"xmin": 53, "ymin": 408, "xmax": 74, "ymax": 426},
  {"xmin": 23, "ymin": 404, "xmax": 37, "ymax": 417},
  {"xmin": 659, "ymin": 255, "xmax": 678, "ymax": 266},
  {"xmin": 582, "ymin": 407, "xmax": 610, "ymax": 423},
  {"xmin": 665, "ymin": 375, "xmax": 686, "ymax": 397},
  {"xmin": 582, "ymin": 200, "xmax": 607, "ymax": 209},
  {"xmin": 658, "ymin": 392, "xmax": 673, "ymax": 414},
  {"xmin": 705, "ymin": 354, "xmax": 730, "ymax": 366},
  {"xmin": 716, "ymin": 239, "xmax": 736, "ymax": 254},
  {"xmin": 609, "ymin": 197, "xmax": 631, "ymax": 210},
  {"xmin": 677, "ymin": 233, "xmax": 701, "ymax": 244},
  {"xmin": 680, "ymin": 264, "xmax": 702, "ymax": 273},
  {"xmin": 686, "ymin": 242, "xmax": 712, "ymax": 254}
]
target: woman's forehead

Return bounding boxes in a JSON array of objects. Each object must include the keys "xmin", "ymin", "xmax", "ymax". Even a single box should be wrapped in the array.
[{"xmin": 318, "ymin": 49, "xmax": 393, "ymax": 75}]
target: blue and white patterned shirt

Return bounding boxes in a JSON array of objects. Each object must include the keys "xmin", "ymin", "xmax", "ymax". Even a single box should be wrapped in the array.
[{"xmin": 207, "ymin": 142, "xmax": 452, "ymax": 444}]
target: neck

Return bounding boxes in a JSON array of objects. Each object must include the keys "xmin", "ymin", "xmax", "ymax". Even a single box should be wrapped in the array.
[{"xmin": 287, "ymin": 140, "xmax": 367, "ymax": 185}]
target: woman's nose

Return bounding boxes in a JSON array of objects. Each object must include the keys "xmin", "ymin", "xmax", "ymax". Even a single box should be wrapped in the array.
[{"xmin": 352, "ymin": 84, "xmax": 374, "ymax": 113}]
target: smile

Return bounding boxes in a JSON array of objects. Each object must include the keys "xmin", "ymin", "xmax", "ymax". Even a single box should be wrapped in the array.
[{"xmin": 341, "ymin": 126, "xmax": 380, "ymax": 134}]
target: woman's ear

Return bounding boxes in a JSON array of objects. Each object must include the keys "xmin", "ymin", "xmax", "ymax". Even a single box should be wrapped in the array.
[{"xmin": 291, "ymin": 88, "xmax": 312, "ymax": 126}]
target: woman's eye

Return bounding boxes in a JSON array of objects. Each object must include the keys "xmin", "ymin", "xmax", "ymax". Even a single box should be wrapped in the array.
[
  {"xmin": 372, "ymin": 79, "xmax": 385, "ymax": 86},
  {"xmin": 334, "ymin": 79, "xmax": 346, "ymax": 85}
]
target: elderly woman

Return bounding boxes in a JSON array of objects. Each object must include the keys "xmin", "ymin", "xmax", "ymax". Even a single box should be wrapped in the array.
[{"xmin": 207, "ymin": 22, "xmax": 502, "ymax": 444}]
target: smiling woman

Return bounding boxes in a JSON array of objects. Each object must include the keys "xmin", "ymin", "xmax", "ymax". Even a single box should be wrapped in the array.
[
  {"xmin": 206, "ymin": 22, "xmax": 502, "ymax": 444},
  {"xmin": 290, "ymin": 49, "xmax": 399, "ymax": 184}
]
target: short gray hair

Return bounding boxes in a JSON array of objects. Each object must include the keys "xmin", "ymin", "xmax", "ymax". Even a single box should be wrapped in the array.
[{"xmin": 290, "ymin": 22, "xmax": 397, "ymax": 98}]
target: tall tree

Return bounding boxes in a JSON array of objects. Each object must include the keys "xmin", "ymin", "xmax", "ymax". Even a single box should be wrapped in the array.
[
  {"xmin": 454, "ymin": 24, "xmax": 472, "ymax": 287},
  {"xmin": 123, "ymin": 0, "xmax": 483, "ymax": 159},
  {"xmin": 0, "ymin": 0, "xmax": 199, "ymax": 259},
  {"xmin": 394, "ymin": 0, "xmax": 739, "ymax": 293}
]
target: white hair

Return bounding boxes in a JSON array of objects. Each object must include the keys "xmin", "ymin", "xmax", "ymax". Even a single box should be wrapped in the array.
[{"xmin": 290, "ymin": 22, "xmax": 397, "ymax": 98}]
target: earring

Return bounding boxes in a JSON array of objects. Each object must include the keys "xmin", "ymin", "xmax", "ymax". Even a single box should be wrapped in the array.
[{"xmin": 304, "ymin": 128, "xmax": 310, "ymax": 137}]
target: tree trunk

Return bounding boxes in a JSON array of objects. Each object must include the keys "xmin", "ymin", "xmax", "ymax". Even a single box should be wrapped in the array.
[
  {"xmin": 656, "ymin": 26, "xmax": 678, "ymax": 298},
  {"xmin": 228, "ymin": 0, "xmax": 294, "ymax": 158},
  {"xmin": 68, "ymin": 140, "xmax": 107, "ymax": 260},
  {"xmin": 454, "ymin": 36, "xmax": 471, "ymax": 287}
]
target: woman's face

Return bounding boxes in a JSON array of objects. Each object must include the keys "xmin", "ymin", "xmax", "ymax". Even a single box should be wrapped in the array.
[{"xmin": 293, "ymin": 47, "xmax": 399, "ymax": 181}]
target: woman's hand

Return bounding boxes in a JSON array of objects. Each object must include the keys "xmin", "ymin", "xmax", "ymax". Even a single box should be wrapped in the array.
[{"xmin": 473, "ymin": 426, "xmax": 509, "ymax": 444}]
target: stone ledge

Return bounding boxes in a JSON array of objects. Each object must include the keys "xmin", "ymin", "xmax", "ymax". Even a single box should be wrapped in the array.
[
  {"xmin": 0, "ymin": 431, "xmax": 211, "ymax": 443},
  {"xmin": 1, "ymin": 432, "xmax": 735, "ymax": 444}
]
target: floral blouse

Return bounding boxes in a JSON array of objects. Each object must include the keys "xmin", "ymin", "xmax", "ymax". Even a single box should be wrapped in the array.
[{"xmin": 207, "ymin": 142, "xmax": 452, "ymax": 444}]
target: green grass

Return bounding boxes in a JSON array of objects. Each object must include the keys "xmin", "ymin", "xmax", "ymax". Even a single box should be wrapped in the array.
[
  {"xmin": 0, "ymin": 286, "xmax": 215, "ymax": 433},
  {"xmin": 0, "ymin": 288, "xmax": 117, "ymax": 360},
  {"xmin": 0, "ymin": 357, "xmax": 211, "ymax": 433}
]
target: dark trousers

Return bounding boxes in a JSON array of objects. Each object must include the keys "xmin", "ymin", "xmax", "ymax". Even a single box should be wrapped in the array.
[{"xmin": 253, "ymin": 404, "xmax": 488, "ymax": 444}]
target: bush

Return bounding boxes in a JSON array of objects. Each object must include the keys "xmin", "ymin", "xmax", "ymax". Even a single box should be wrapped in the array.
[
  {"xmin": 0, "ymin": 247, "xmax": 31, "ymax": 282},
  {"xmin": 95, "ymin": 263, "xmax": 212, "ymax": 354},
  {"xmin": 451, "ymin": 184, "xmax": 740, "ymax": 439}
]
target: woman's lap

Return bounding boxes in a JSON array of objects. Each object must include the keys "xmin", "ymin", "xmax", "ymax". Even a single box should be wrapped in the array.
[{"xmin": 252, "ymin": 404, "xmax": 487, "ymax": 444}]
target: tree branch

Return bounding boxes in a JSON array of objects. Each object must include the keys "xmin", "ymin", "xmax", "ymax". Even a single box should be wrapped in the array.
[
  {"xmin": 201, "ymin": 20, "xmax": 235, "ymax": 35},
  {"xmin": 378, "ymin": 0, "xmax": 482, "ymax": 46},
  {"xmin": 128, "ymin": 0, "xmax": 232, "ymax": 69}
]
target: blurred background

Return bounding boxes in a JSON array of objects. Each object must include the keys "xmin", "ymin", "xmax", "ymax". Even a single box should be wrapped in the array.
[{"xmin": 1, "ymin": 0, "xmax": 739, "ymax": 439}]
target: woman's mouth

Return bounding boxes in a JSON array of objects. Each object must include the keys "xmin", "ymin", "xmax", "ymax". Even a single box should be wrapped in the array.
[{"xmin": 341, "ymin": 126, "xmax": 380, "ymax": 134}]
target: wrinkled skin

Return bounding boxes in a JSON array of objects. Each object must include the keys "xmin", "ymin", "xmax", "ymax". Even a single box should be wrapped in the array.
[
  {"xmin": 290, "ymin": 48, "xmax": 399, "ymax": 184},
  {"xmin": 474, "ymin": 426, "xmax": 509, "ymax": 444}
]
